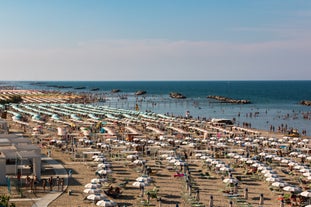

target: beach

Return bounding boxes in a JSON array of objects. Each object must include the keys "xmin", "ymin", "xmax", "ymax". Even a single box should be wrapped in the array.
[{"xmin": 1, "ymin": 89, "xmax": 311, "ymax": 207}]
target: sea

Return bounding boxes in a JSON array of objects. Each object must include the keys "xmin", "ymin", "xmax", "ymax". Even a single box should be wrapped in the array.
[{"xmin": 3, "ymin": 80, "xmax": 311, "ymax": 136}]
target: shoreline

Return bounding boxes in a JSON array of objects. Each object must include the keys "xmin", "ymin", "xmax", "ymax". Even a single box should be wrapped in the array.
[{"xmin": 1, "ymin": 103, "xmax": 310, "ymax": 206}]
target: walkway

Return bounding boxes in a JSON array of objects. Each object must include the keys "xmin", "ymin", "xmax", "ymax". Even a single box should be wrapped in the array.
[{"xmin": 10, "ymin": 156, "xmax": 69, "ymax": 207}]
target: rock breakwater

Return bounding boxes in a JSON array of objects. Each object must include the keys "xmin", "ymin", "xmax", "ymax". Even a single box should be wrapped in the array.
[{"xmin": 207, "ymin": 95, "xmax": 251, "ymax": 104}]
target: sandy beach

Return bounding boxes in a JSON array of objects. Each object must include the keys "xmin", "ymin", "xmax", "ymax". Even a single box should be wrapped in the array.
[{"xmin": 1, "ymin": 93, "xmax": 311, "ymax": 207}]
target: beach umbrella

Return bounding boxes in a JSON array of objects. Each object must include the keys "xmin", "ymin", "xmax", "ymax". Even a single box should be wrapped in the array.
[
  {"xmin": 136, "ymin": 176, "xmax": 152, "ymax": 183},
  {"xmin": 289, "ymin": 152, "xmax": 299, "ymax": 157},
  {"xmin": 85, "ymin": 183, "xmax": 102, "ymax": 189},
  {"xmin": 223, "ymin": 178, "xmax": 239, "ymax": 184},
  {"xmin": 293, "ymin": 165, "xmax": 303, "ymax": 170},
  {"xmin": 300, "ymin": 191, "xmax": 311, "ymax": 197},
  {"xmin": 94, "ymin": 157, "xmax": 106, "ymax": 162},
  {"xmin": 283, "ymin": 186, "xmax": 302, "ymax": 193},
  {"xmin": 96, "ymin": 199, "xmax": 117, "ymax": 207},
  {"xmin": 97, "ymin": 169, "xmax": 112, "ymax": 175},
  {"xmin": 281, "ymin": 159, "xmax": 290, "ymax": 164},
  {"xmin": 266, "ymin": 177, "xmax": 280, "ymax": 182},
  {"xmin": 83, "ymin": 188, "xmax": 103, "ymax": 194},
  {"xmin": 220, "ymin": 167, "xmax": 231, "ymax": 172},
  {"xmin": 132, "ymin": 181, "xmax": 146, "ymax": 188},
  {"xmin": 298, "ymin": 154, "xmax": 307, "ymax": 158},
  {"xmin": 175, "ymin": 161, "xmax": 185, "ymax": 166},
  {"xmin": 272, "ymin": 182, "xmax": 286, "ymax": 188},
  {"xmin": 91, "ymin": 178, "xmax": 107, "ymax": 184},
  {"xmin": 86, "ymin": 194, "xmax": 107, "ymax": 201},
  {"xmin": 98, "ymin": 163, "xmax": 111, "ymax": 168},
  {"xmin": 303, "ymin": 172, "xmax": 311, "ymax": 177},
  {"xmin": 299, "ymin": 168, "xmax": 309, "ymax": 173},
  {"xmin": 200, "ymin": 155, "xmax": 209, "ymax": 159},
  {"xmin": 264, "ymin": 173, "xmax": 278, "ymax": 178},
  {"xmin": 126, "ymin": 154, "xmax": 138, "ymax": 160},
  {"xmin": 133, "ymin": 159, "xmax": 145, "ymax": 165}
]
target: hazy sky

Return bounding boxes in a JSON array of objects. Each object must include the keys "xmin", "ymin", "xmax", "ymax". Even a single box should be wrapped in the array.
[{"xmin": 1, "ymin": 0, "xmax": 311, "ymax": 81}]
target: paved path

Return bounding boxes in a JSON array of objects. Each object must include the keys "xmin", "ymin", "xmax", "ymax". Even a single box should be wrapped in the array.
[{"xmin": 31, "ymin": 156, "xmax": 69, "ymax": 207}]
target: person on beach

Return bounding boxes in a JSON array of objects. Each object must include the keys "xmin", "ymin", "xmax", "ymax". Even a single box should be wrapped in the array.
[
  {"xmin": 42, "ymin": 179, "xmax": 46, "ymax": 192},
  {"xmin": 56, "ymin": 176, "xmax": 60, "ymax": 191},
  {"xmin": 60, "ymin": 178, "xmax": 64, "ymax": 191},
  {"xmin": 48, "ymin": 176, "xmax": 53, "ymax": 191}
]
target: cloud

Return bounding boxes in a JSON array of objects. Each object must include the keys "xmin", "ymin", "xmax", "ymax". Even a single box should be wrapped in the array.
[{"xmin": 0, "ymin": 37, "xmax": 311, "ymax": 80}]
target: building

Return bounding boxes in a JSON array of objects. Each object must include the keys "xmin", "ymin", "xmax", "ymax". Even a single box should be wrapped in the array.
[{"xmin": 0, "ymin": 133, "xmax": 41, "ymax": 185}]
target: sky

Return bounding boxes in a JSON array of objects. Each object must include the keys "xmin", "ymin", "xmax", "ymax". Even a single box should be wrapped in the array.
[{"xmin": 0, "ymin": 0, "xmax": 311, "ymax": 81}]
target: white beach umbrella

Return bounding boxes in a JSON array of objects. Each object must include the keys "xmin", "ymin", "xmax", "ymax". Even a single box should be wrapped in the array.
[
  {"xmin": 273, "ymin": 156, "xmax": 282, "ymax": 161},
  {"xmin": 91, "ymin": 178, "xmax": 107, "ymax": 184},
  {"xmin": 283, "ymin": 186, "xmax": 302, "ymax": 193},
  {"xmin": 300, "ymin": 191, "xmax": 311, "ymax": 197},
  {"xmin": 281, "ymin": 159, "xmax": 290, "ymax": 164},
  {"xmin": 261, "ymin": 169, "xmax": 276, "ymax": 174},
  {"xmin": 220, "ymin": 167, "xmax": 231, "ymax": 172},
  {"xmin": 251, "ymin": 163, "xmax": 261, "ymax": 167},
  {"xmin": 175, "ymin": 161, "xmax": 185, "ymax": 166},
  {"xmin": 289, "ymin": 152, "xmax": 299, "ymax": 157},
  {"xmin": 227, "ymin": 153, "xmax": 236, "ymax": 157},
  {"xmin": 136, "ymin": 176, "xmax": 152, "ymax": 183},
  {"xmin": 133, "ymin": 159, "xmax": 145, "ymax": 165},
  {"xmin": 200, "ymin": 155, "xmax": 209, "ymax": 160},
  {"xmin": 293, "ymin": 165, "xmax": 303, "ymax": 170},
  {"xmin": 86, "ymin": 194, "xmax": 107, "ymax": 201},
  {"xmin": 94, "ymin": 157, "xmax": 106, "ymax": 162},
  {"xmin": 216, "ymin": 163, "xmax": 226, "ymax": 168},
  {"xmin": 96, "ymin": 199, "xmax": 117, "ymax": 207},
  {"xmin": 303, "ymin": 172, "xmax": 311, "ymax": 177},
  {"xmin": 85, "ymin": 183, "xmax": 102, "ymax": 189},
  {"xmin": 266, "ymin": 177, "xmax": 280, "ymax": 182},
  {"xmin": 298, "ymin": 154, "xmax": 307, "ymax": 158},
  {"xmin": 132, "ymin": 181, "xmax": 146, "ymax": 188},
  {"xmin": 264, "ymin": 173, "xmax": 278, "ymax": 178},
  {"xmin": 257, "ymin": 166, "xmax": 271, "ymax": 171},
  {"xmin": 223, "ymin": 178, "xmax": 239, "ymax": 184},
  {"xmin": 126, "ymin": 155, "xmax": 138, "ymax": 160},
  {"xmin": 288, "ymin": 162, "xmax": 297, "ymax": 166},
  {"xmin": 83, "ymin": 188, "xmax": 103, "ymax": 194},
  {"xmin": 98, "ymin": 163, "xmax": 111, "ymax": 168},
  {"xmin": 96, "ymin": 169, "xmax": 110, "ymax": 175},
  {"xmin": 271, "ymin": 182, "xmax": 286, "ymax": 188}
]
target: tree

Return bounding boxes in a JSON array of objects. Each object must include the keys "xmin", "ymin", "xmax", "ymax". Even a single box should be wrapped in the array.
[{"xmin": 0, "ymin": 195, "xmax": 15, "ymax": 207}]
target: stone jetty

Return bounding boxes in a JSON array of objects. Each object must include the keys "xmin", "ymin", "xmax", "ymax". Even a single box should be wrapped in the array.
[
  {"xmin": 169, "ymin": 92, "xmax": 186, "ymax": 99},
  {"xmin": 300, "ymin": 100, "xmax": 311, "ymax": 106},
  {"xmin": 207, "ymin": 95, "xmax": 251, "ymax": 104}
]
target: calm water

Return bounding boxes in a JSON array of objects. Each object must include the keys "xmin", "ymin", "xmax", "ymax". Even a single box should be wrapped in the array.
[{"xmin": 7, "ymin": 81, "xmax": 311, "ymax": 135}]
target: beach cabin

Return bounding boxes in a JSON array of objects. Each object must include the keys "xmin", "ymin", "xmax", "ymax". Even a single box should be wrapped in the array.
[
  {"xmin": 0, "ymin": 134, "xmax": 41, "ymax": 185},
  {"xmin": 0, "ymin": 118, "xmax": 8, "ymax": 134}
]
